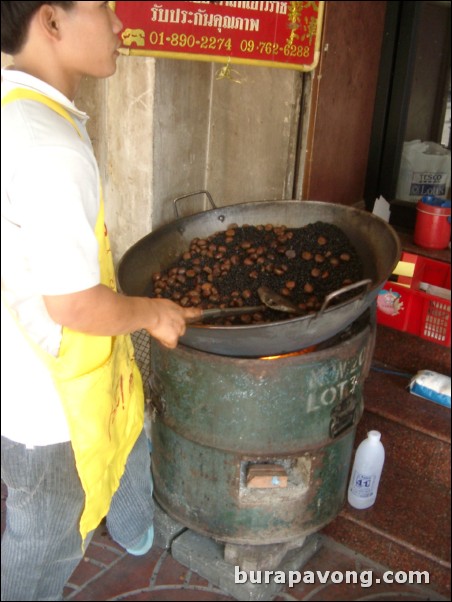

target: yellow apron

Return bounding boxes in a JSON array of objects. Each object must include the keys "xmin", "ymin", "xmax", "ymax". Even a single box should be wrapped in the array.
[{"xmin": 1, "ymin": 89, "xmax": 144, "ymax": 544}]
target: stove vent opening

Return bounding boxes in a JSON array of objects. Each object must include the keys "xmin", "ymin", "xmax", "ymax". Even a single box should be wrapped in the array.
[{"xmin": 239, "ymin": 456, "xmax": 311, "ymax": 503}]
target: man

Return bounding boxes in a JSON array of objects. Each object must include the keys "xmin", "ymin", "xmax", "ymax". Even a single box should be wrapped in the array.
[{"xmin": 1, "ymin": 2, "xmax": 201, "ymax": 600}]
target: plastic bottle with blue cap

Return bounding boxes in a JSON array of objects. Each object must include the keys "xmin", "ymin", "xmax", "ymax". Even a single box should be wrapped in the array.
[{"xmin": 347, "ymin": 430, "xmax": 385, "ymax": 510}]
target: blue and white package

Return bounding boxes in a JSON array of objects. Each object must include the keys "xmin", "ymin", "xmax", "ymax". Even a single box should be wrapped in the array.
[{"xmin": 408, "ymin": 370, "xmax": 451, "ymax": 408}]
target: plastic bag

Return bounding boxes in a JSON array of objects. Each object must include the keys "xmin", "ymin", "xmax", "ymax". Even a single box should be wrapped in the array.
[
  {"xmin": 408, "ymin": 370, "xmax": 451, "ymax": 408},
  {"xmin": 396, "ymin": 140, "xmax": 451, "ymax": 202}
]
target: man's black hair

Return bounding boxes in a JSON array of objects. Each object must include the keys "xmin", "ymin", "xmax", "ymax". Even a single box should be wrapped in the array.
[{"xmin": 1, "ymin": 1, "xmax": 74, "ymax": 54}]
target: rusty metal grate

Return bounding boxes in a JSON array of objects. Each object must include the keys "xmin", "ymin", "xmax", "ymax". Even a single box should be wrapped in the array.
[{"xmin": 131, "ymin": 329, "xmax": 151, "ymax": 385}]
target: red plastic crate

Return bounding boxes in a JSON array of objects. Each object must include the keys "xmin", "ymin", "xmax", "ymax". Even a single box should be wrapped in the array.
[{"xmin": 377, "ymin": 252, "xmax": 451, "ymax": 347}]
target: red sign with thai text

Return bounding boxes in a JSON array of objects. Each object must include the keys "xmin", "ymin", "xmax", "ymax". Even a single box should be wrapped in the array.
[{"xmin": 112, "ymin": 1, "xmax": 324, "ymax": 72}]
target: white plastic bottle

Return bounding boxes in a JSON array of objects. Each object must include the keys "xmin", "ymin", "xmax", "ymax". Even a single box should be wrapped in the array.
[{"xmin": 348, "ymin": 430, "xmax": 385, "ymax": 509}]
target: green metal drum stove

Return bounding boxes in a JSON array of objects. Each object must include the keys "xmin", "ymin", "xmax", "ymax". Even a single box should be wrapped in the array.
[{"xmin": 148, "ymin": 316, "xmax": 375, "ymax": 545}]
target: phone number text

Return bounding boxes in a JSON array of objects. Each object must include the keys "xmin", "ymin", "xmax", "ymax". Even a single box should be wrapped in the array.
[{"xmin": 149, "ymin": 32, "xmax": 311, "ymax": 58}]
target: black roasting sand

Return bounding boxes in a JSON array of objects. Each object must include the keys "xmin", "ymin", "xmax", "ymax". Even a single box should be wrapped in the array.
[{"xmin": 148, "ymin": 221, "xmax": 364, "ymax": 325}]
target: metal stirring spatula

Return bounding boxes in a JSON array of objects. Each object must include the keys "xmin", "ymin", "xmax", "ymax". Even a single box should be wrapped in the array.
[{"xmin": 189, "ymin": 286, "xmax": 303, "ymax": 323}]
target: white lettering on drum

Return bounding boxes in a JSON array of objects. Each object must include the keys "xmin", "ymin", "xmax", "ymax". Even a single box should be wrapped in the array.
[{"xmin": 305, "ymin": 347, "xmax": 366, "ymax": 414}]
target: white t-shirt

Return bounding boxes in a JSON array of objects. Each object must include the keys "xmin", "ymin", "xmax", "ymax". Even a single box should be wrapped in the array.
[{"xmin": 1, "ymin": 69, "xmax": 102, "ymax": 447}]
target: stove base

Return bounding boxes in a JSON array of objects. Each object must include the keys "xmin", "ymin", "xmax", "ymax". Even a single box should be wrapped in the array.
[{"xmin": 153, "ymin": 501, "xmax": 323, "ymax": 601}]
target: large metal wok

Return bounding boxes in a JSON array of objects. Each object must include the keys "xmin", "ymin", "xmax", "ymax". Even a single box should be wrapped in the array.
[{"xmin": 118, "ymin": 193, "xmax": 401, "ymax": 357}]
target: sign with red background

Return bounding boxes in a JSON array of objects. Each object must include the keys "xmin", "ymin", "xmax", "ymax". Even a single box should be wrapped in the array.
[{"xmin": 111, "ymin": 1, "xmax": 324, "ymax": 72}]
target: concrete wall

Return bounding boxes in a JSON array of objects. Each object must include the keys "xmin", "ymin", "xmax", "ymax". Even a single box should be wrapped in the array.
[
  {"xmin": 152, "ymin": 59, "xmax": 304, "ymax": 225},
  {"xmin": 76, "ymin": 56, "xmax": 156, "ymax": 265},
  {"xmin": 76, "ymin": 56, "xmax": 306, "ymax": 265}
]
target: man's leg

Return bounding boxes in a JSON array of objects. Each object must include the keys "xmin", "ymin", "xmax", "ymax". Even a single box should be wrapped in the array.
[
  {"xmin": 106, "ymin": 429, "xmax": 154, "ymax": 553},
  {"xmin": 1, "ymin": 436, "xmax": 85, "ymax": 601}
]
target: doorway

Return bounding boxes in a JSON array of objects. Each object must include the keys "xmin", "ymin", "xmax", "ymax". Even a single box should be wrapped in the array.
[{"xmin": 364, "ymin": 0, "xmax": 451, "ymax": 230}]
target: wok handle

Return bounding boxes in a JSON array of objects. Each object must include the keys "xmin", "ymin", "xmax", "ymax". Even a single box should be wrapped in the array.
[
  {"xmin": 173, "ymin": 190, "xmax": 217, "ymax": 218},
  {"xmin": 317, "ymin": 278, "xmax": 372, "ymax": 316}
]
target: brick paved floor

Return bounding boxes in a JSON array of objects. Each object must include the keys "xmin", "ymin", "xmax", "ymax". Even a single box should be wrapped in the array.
[
  {"xmin": 60, "ymin": 516, "xmax": 445, "ymax": 602},
  {"xmin": 1, "ymin": 479, "xmax": 448, "ymax": 601}
]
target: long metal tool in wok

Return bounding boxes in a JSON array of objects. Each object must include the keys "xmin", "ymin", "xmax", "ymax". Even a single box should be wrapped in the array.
[
  {"xmin": 189, "ymin": 286, "xmax": 303, "ymax": 323},
  {"xmin": 189, "ymin": 282, "xmax": 371, "ymax": 323}
]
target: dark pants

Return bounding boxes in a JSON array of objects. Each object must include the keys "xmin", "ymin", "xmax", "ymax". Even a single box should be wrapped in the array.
[{"xmin": 1, "ymin": 429, "xmax": 153, "ymax": 601}]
